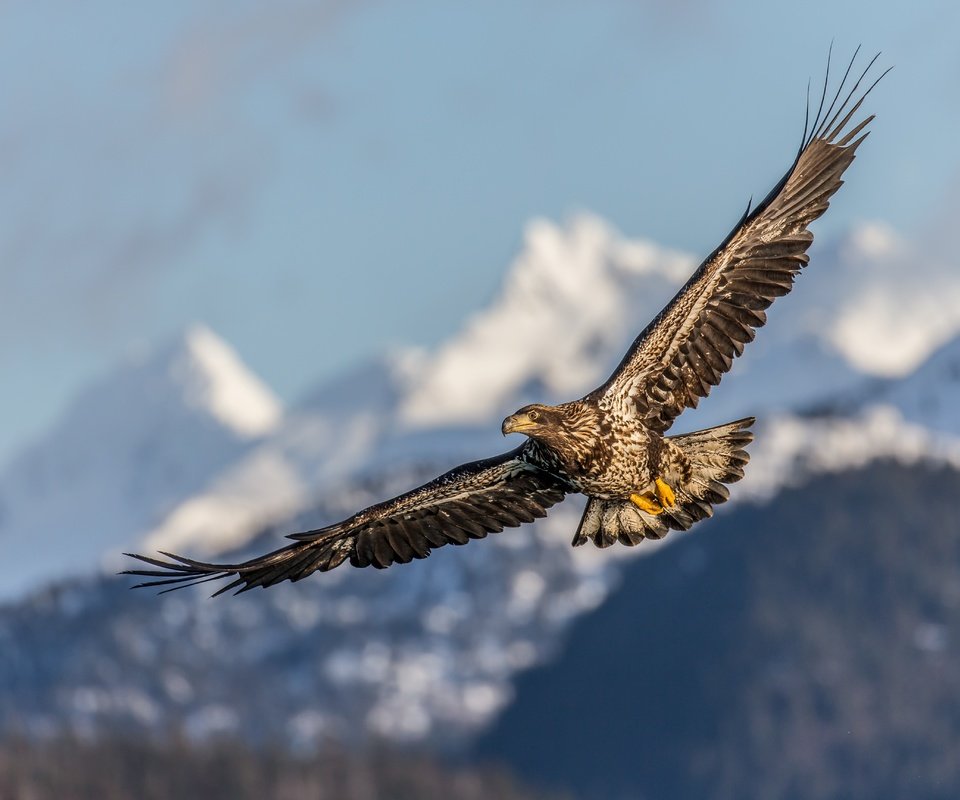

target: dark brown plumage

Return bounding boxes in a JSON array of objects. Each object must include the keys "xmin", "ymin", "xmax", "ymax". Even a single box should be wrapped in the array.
[{"xmin": 126, "ymin": 49, "xmax": 886, "ymax": 596}]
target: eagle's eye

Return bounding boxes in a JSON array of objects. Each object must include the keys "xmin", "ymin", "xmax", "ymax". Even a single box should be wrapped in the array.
[{"xmin": 528, "ymin": 409, "xmax": 540, "ymax": 421}]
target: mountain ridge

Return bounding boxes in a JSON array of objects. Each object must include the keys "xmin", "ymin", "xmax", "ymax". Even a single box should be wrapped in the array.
[{"xmin": 0, "ymin": 325, "xmax": 282, "ymax": 599}]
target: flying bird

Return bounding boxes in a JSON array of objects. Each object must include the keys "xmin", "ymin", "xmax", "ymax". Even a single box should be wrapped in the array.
[{"xmin": 127, "ymin": 50, "xmax": 887, "ymax": 596}]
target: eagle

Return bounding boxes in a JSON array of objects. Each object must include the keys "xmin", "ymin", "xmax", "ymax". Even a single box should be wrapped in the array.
[{"xmin": 127, "ymin": 50, "xmax": 886, "ymax": 596}]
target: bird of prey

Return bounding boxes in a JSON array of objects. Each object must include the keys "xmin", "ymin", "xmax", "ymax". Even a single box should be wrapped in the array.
[{"xmin": 127, "ymin": 50, "xmax": 886, "ymax": 596}]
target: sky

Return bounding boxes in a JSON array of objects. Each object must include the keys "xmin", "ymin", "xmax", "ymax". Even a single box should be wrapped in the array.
[{"xmin": 2, "ymin": 0, "xmax": 959, "ymax": 465}]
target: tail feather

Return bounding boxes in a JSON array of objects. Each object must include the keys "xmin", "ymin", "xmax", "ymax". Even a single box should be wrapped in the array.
[{"xmin": 573, "ymin": 416, "xmax": 754, "ymax": 548}]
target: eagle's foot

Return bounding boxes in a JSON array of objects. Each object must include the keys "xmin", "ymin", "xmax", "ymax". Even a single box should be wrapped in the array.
[
  {"xmin": 630, "ymin": 491, "xmax": 664, "ymax": 515},
  {"xmin": 629, "ymin": 478, "xmax": 677, "ymax": 516},
  {"xmin": 654, "ymin": 477, "xmax": 677, "ymax": 510}
]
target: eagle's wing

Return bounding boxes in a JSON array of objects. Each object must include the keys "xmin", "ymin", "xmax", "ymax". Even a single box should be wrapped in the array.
[
  {"xmin": 594, "ymin": 51, "xmax": 888, "ymax": 433},
  {"xmin": 125, "ymin": 446, "xmax": 568, "ymax": 595}
]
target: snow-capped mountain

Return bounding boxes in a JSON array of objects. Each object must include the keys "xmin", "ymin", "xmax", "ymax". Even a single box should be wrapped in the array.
[
  {"xmin": 0, "ymin": 325, "xmax": 282, "ymax": 601},
  {"xmin": 0, "ymin": 211, "xmax": 959, "ymax": 751}
]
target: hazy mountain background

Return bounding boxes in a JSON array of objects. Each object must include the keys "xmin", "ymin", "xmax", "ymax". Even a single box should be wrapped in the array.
[{"xmin": 2, "ymin": 2, "xmax": 960, "ymax": 799}]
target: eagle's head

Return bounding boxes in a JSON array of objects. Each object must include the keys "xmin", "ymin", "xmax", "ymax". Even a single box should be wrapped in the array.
[
  {"xmin": 502, "ymin": 402, "xmax": 599, "ymax": 458},
  {"xmin": 501, "ymin": 403, "xmax": 559, "ymax": 438}
]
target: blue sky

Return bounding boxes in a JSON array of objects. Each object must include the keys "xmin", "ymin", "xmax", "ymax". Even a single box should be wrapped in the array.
[{"xmin": 2, "ymin": 0, "xmax": 959, "ymax": 464}]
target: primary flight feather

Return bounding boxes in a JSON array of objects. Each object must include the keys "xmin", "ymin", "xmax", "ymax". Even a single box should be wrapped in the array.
[{"xmin": 126, "ymin": 50, "xmax": 887, "ymax": 596}]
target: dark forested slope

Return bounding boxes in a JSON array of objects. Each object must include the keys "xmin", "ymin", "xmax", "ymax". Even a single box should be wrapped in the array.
[{"xmin": 477, "ymin": 462, "xmax": 960, "ymax": 800}]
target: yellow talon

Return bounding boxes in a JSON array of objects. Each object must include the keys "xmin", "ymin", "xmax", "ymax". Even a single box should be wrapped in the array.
[
  {"xmin": 630, "ymin": 492, "xmax": 664, "ymax": 515},
  {"xmin": 654, "ymin": 477, "xmax": 677, "ymax": 509}
]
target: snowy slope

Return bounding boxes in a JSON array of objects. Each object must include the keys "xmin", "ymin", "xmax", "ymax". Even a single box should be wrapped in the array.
[
  {"xmin": 0, "ymin": 325, "xmax": 281, "ymax": 600},
  {"xmin": 741, "ymin": 407, "xmax": 960, "ymax": 503},
  {"xmin": 879, "ymin": 334, "xmax": 960, "ymax": 437}
]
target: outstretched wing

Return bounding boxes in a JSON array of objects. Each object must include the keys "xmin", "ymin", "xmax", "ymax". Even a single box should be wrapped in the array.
[
  {"xmin": 595, "ymin": 49, "xmax": 888, "ymax": 433},
  {"xmin": 125, "ymin": 446, "xmax": 568, "ymax": 596}
]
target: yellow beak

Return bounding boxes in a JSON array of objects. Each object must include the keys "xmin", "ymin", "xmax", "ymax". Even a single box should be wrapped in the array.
[{"xmin": 502, "ymin": 413, "xmax": 538, "ymax": 435}]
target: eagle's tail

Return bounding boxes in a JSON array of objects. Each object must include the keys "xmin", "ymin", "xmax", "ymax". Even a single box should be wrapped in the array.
[{"xmin": 572, "ymin": 416, "xmax": 754, "ymax": 547}]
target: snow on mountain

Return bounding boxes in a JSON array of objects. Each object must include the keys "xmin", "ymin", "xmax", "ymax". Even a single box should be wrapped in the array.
[
  {"xmin": 0, "ymin": 325, "xmax": 282, "ymax": 600},
  {"xmin": 140, "ymin": 353, "xmax": 407, "ymax": 556},
  {"xmin": 399, "ymin": 214, "xmax": 693, "ymax": 427},
  {"xmin": 878, "ymin": 334, "xmax": 960, "ymax": 437},
  {"xmin": 741, "ymin": 406, "xmax": 960, "ymax": 503},
  {"xmin": 172, "ymin": 325, "xmax": 282, "ymax": 437},
  {"xmin": 140, "ymin": 406, "xmax": 383, "ymax": 556},
  {"xmin": 791, "ymin": 221, "xmax": 960, "ymax": 377}
]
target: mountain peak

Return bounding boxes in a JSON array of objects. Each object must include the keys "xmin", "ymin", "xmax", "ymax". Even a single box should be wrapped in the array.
[
  {"xmin": 398, "ymin": 214, "xmax": 693, "ymax": 427},
  {"xmin": 0, "ymin": 324, "xmax": 283, "ymax": 599},
  {"xmin": 171, "ymin": 324, "xmax": 282, "ymax": 438}
]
